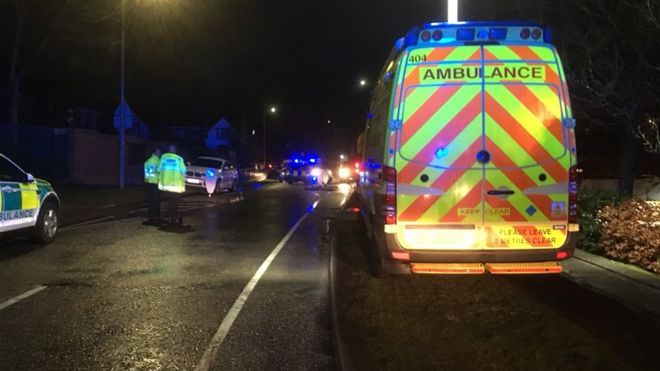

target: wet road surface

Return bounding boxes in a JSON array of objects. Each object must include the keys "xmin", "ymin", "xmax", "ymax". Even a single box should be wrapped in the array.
[{"xmin": 0, "ymin": 183, "xmax": 347, "ymax": 370}]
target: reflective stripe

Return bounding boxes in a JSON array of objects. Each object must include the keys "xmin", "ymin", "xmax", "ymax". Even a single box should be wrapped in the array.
[
  {"xmin": 158, "ymin": 184, "xmax": 185, "ymax": 193},
  {"xmin": 19, "ymin": 183, "xmax": 39, "ymax": 210}
]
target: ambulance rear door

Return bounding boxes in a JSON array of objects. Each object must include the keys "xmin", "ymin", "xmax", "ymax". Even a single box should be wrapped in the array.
[
  {"xmin": 481, "ymin": 45, "xmax": 572, "ymax": 250},
  {"xmin": 394, "ymin": 45, "xmax": 485, "ymax": 250}
]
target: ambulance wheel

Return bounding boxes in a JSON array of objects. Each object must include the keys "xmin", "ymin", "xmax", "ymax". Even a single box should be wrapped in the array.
[{"xmin": 33, "ymin": 201, "xmax": 58, "ymax": 244}]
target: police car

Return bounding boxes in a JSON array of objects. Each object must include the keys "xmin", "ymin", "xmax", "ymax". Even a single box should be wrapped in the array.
[
  {"xmin": 358, "ymin": 22, "xmax": 579, "ymax": 276},
  {"xmin": 0, "ymin": 153, "xmax": 60, "ymax": 243}
]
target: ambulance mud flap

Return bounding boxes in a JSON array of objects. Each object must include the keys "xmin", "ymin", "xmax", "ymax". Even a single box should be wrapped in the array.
[{"xmin": 485, "ymin": 262, "xmax": 562, "ymax": 274}]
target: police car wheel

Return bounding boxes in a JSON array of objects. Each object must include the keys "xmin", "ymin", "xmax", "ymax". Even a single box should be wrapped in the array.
[
  {"xmin": 33, "ymin": 202, "xmax": 58, "ymax": 244},
  {"xmin": 229, "ymin": 179, "xmax": 237, "ymax": 192}
]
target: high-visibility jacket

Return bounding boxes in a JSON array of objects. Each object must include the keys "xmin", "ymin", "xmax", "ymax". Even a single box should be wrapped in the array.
[
  {"xmin": 144, "ymin": 155, "xmax": 160, "ymax": 184},
  {"xmin": 157, "ymin": 153, "xmax": 186, "ymax": 193}
]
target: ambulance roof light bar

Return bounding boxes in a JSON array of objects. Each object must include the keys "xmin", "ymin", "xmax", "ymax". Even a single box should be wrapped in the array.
[{"xmin": 402, "ymin": 21, "xmax": 552, "ymax": 49}]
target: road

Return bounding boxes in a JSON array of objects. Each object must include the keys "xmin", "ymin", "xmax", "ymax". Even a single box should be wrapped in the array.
[{"xmin": 0, "ymin": 182, "xmax": 349, "ymax": 371}]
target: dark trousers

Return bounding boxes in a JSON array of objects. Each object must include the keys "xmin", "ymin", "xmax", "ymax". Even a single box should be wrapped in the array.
[
  {"xmin": 165, "ymin": 191, "xmax": 180, "ymax": 220},
  {"xmin": 146, "ymin": 183, "xmax": 160, "ymax": 218}
]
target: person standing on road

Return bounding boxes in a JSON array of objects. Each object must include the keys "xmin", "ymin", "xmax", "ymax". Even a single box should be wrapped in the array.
[
  {"xmin": 158, "ymin": 145, "xmax": 186, "ymax": 224},
  {"xmin": 144, "ymin": 148, "xmax": 162, "ymax": 222}
]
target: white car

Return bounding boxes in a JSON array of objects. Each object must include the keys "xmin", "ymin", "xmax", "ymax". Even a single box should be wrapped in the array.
[{"xmin": 185, "ymin": 157, "xmax": 239, "ymax": 193}]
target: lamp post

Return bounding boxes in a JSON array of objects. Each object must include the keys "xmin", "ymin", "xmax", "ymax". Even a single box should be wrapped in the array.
[
  {"xmin": 263, "ymin": 106, "xmax": 277, "ymax": 167},
  {"xmin": 118, "ymin": 0, "xmax": 127, "ymax": 189},
  {"xmin": 448, "ymin": 0, "xmax": 458, "ymax": 23}
]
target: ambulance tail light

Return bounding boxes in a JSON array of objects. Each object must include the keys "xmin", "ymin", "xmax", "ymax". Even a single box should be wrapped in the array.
[
  {"xmin": 382, "ymin": 166, "xmax": 397, "ymax": 225},
  {"xmin": 568, "ymin": 166, "xmax": 581, "ymax": 223}
]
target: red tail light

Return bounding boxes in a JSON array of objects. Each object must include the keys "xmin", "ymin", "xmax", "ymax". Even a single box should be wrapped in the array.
[
  {"xmin": 382, "ymin": 166, "xmax": 397, "ymax": 225},
  {"xmin": 568, "ymin": 166, "xmax": 581, "ymax": 223}
]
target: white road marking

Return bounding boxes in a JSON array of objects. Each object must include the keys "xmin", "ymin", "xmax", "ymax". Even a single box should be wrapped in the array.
[
  {"xmin": 0, "ymin": 286, "xmax": 47, "ymax": 311},
  {"xmin": 194, "ymin": 211, "xmax": 311, "ymax": 371}
]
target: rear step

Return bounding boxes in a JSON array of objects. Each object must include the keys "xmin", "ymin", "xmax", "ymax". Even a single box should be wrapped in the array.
[
  {"xmin": 411, "ymin": 263, "xmax": 485, "ymax": 274},
  {"xmin": 485, "ymin": 262, "xmax": 562, "ymax": 274}
]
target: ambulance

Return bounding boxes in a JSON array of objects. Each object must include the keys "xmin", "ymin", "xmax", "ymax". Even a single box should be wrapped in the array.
[
  {"xmin": 1, "ymin": 153, "xmax": 60, "ymax": 243},
  {"xmin": 357, "ymin": 22, "xmax": 579, "ymax": 276}
]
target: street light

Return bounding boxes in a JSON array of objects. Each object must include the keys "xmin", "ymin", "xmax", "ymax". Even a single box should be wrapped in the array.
[
  {"xmin": 263, "ymin": 105, "xmax": 277, "ymax": 167},
  {"xmin": 118, "ymin": 0, "xmax": 127, "ymax": 189},
  {"xmin": 118, "ymin": 0, "xmax": 170, "ymax": 189},
  {"xmin": 448, "ymin": 0, "xmax": 459, "ymax": 23},
  {"xmin": 358, "ymin": 78, "xmax": 367, "ymax": 87},
  {"xmin": 340, "ymin": 154, "xmax": 345, "ymax": 167}
]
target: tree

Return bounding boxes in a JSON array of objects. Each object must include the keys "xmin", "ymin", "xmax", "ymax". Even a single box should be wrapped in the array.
[
  {"xmin": 1, "ymin": 0, "xmax": 117, "ymax": 150},
  {"xmin": 560, "ymin": 0, "xmax": 660, "ymax": 194},
  {"xmin": 2, "ymin": 1, "xmax": 69, "ymax": 129}
]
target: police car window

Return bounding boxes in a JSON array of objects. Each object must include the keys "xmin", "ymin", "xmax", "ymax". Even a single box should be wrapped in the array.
[
  {"xmin": 191, "ymin": 158, "xmax": 222, "ymax": 168},
  {"xmin": 223, "ymin": 163, "xmax": 233, "ymax": 170},
  {"xmin": 0, "ymin": 157, "xmax": 24, "ymax": 181}
]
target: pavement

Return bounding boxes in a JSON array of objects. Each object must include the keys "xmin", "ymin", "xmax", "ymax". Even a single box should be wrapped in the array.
[{"xmin": 562, "ymin": 249, "xmax": 660, "ymax": 321}]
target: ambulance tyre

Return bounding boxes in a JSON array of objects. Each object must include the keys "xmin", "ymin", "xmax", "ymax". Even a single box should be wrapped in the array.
[{"xmin": 33, "ymin": 201, "xmax": 58, "ymax": 244}]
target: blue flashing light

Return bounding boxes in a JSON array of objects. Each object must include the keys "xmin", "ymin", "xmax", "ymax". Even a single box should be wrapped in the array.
[
  {"xmin": 477, "ymin": 29, "xmax": 489, "ymax": 39},
  {"xmin": 311, "ymin": 176, "xmax": 318, "ymax": 183},
  {"xmin": 489, "ymin": 27, "xmax": 507, "ymax": 40},
  {"xmin": 394, "ymin": 37, "xmax": 405, "ymax": 51},
  {"xmin": 456, "ymin": 28, "xmax": 475, "ymax": 41},
  {"xmin": 435, "ymin": 147, "xmax": 449, "ymax": 159},
  {"xmin": 206, "ymin": 169, "xmax": 215, "ymax": 177},
  {"xmin": 294, "ymin": 158, "xmax": 300, "ymax": 164},
  {"xmin": 309, "ymin": 158, "xmax": 317, "ymax": 164}
]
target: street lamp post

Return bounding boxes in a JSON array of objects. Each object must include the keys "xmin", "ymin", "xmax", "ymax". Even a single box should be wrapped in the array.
[
  {"xmin": 119, "ymin": 0, "xmax": 126, "ymax": 189},
  {"xmin": 263, "ymin": 106, "xmax": 276, "ymax": 167},
  {"xmin": 448, "ymin": 0, "xmax": 459, "ymax": 23}
]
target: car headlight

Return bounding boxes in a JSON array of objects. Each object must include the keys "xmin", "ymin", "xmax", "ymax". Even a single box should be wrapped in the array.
[
  {"xmin": 338, "ymin": 167, "xmax": 350, "ymax": 178},
  {"xmin": 310, "ymin": 168, "xmax": 321, "ymax": 176}
]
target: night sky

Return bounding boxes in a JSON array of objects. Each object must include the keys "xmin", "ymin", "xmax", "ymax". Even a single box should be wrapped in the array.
[
  {"xmin": 2, "ymin": 1, "xmax": 473, "ymax": 158},
  {"xmin": 5, "ymin": 0, "xmax": 642, "ymax": 162}
]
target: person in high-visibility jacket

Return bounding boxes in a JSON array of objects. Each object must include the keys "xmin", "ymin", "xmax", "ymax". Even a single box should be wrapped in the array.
[
  {"xmin": 144, "ymin": 148, "xmax": 162, "ymax": 222},
  {"xmin": 158, "ymin": 145, "xmax": 186, "ymax": 224}
]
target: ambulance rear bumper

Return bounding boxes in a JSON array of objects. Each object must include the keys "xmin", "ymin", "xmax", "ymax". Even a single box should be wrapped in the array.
[{"xmin": 383, "ymin": 232, "xmax": 576, "ymax": 264}]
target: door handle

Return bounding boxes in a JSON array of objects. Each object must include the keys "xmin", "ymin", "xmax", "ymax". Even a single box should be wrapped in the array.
[{"xmin": 487, "ymin": 189, "xmax": 515, "ymax": 196}]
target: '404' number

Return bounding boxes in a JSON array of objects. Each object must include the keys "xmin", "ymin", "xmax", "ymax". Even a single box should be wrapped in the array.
[{"xmin": 409, "ymin": 54, "xmax": 427, "ymax": 63}]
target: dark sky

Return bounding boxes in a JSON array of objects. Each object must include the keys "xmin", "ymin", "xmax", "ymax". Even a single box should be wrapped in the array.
[
  {"xmin": 2, "ymin": 0, "xmax": 563, "ymax": 158},
  {"xmin": 2, "ymin": 0, "xmax": 454, "ymax": 157}
]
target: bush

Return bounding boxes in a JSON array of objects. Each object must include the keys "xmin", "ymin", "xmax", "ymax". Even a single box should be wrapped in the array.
[
  {"xmin": 577, "ymin": 188, "xmax": 623, "ymax": 253},
  {"xmin": 600, "ymin": 200, "xmax": 660, "ymax": 273}
]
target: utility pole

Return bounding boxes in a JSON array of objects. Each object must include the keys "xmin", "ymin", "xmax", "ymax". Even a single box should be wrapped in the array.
[{"xmin": 119, "ymin": 0, "xmax": 126, "ymax": 189}]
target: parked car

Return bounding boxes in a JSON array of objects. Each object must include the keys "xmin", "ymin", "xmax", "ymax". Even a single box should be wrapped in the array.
[
  {"xmin": 0, "ymin": 153, "xmax": 60, "ymax": 243},
  {"xmin": 185, "ymin": 157, "xmax": 239, "ymax": 193}
]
